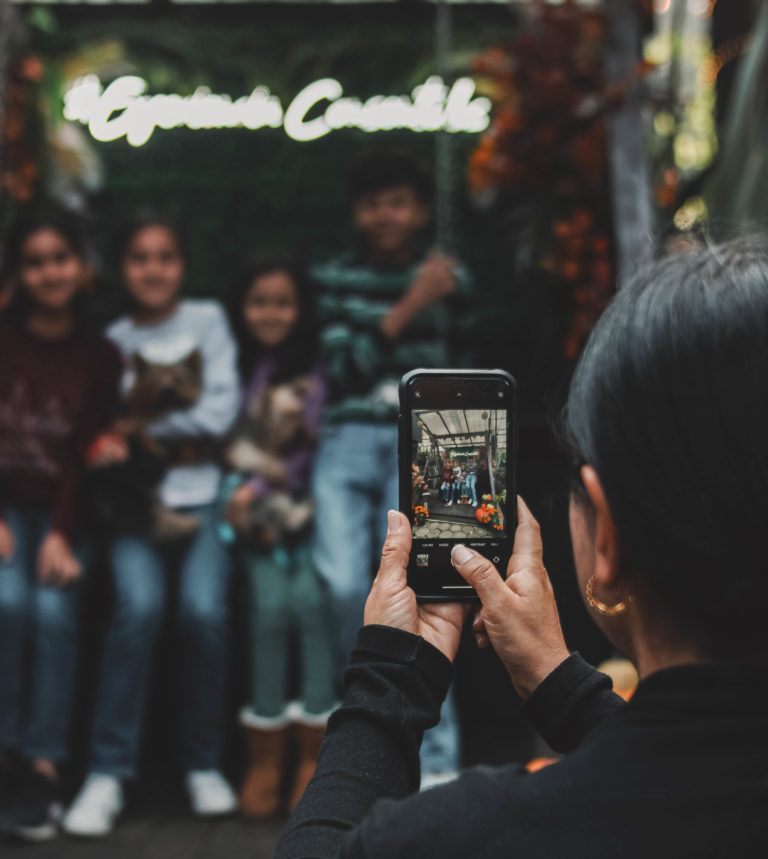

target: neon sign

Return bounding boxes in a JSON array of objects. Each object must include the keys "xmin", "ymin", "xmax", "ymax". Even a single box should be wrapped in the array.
[{"xmin": 63, "ymin": 74, "xmax": 491, "ymax": 146}]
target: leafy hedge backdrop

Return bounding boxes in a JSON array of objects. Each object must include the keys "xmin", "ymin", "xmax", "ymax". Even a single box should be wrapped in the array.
[{"xmin": 11, "ymin": 2, "xmax": 594, "ymax": 406}]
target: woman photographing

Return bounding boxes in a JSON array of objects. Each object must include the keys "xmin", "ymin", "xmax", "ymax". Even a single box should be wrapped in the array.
[{"xmin": 276, "ymin": 237, "xmax": 768, "ymax": 858}]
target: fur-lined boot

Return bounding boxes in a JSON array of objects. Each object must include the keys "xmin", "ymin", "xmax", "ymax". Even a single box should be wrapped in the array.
[
  {"xmin": 287, "ymin": 703, "xmax": 335, "ymax": 812},
  {"xmin": 238, "ymin": 709, "xmax": 289, "ymax": 819}
]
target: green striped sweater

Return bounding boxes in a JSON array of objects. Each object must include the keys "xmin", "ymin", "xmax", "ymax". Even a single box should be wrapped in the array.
[{"xmin": 312, "ymin": 252, "xmax": 473, "ymax": 424}]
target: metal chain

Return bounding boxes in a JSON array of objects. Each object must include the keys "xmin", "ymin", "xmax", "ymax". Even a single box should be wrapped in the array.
[{"xmin": 434, "ymin": 0, "xmax": 455, "ymax": 252}]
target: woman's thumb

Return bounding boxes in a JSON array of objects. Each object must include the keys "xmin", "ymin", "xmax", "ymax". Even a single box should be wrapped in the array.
[{"xmin": 451, "ymin": 545, "xmax": 508, "ymax": 609}]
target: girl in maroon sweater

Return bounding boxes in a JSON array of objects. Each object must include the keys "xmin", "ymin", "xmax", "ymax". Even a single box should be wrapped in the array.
[{"xmin": 0, "ymin": 210, "xmax": 121, "ymax": 842}]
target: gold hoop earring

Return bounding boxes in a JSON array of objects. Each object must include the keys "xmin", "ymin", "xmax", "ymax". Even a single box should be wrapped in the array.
[{"xmin": 585, "ymin": 575, "xmax": 634, "ymax": 617}]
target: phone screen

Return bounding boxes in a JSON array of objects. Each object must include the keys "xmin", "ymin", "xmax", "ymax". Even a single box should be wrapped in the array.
[{"xmin": 399, "ymin": 370, "xmax": 516, "ymax": 600}]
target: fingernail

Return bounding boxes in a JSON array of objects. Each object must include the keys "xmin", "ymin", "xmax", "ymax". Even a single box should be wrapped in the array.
[
  {"xmin": 387, "ymin": 510, "xmax": 402, "ymax": 534},
  {"xmin": 451, "ymin": 544, "xmax": 472, "ymax": 565}
]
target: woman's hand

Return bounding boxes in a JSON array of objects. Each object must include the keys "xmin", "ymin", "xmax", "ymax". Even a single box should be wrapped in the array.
[
  {"xmin": 451, "ymin": 498, "xmax": 569, "ymax": 698},
  {"xmin": 364, "ymin": 510, "xmax": 469, "ymax": 662},
  {"xmin": 0, "ymin": 518, "xmax": 15, "ymax": 561},
  {"xmin": 226, "ymin": 483, "xmax": 256, "ymax": 532},
  {"xmin": 38, "ymin": 531, "xmax": 82, "ymax": 587}
]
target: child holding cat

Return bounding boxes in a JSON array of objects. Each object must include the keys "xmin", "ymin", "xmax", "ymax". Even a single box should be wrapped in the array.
[
  {"xmin": 63, "ymin": 212, "xmax": 240, "ymax": 837},
  {"xmin": 224, "ymin": 253, "xmax": 336, "ymax": 819}
]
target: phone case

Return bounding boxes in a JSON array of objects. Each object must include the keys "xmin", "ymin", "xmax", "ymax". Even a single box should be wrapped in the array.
[{"xmin": 398, "ymin": 369, "xmax": 517, "ymax": 601}]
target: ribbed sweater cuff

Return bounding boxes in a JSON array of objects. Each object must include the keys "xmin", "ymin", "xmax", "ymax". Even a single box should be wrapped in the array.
[{"xmin": 352, "ymin": 625, "xmax": 454, "ymax": 692}]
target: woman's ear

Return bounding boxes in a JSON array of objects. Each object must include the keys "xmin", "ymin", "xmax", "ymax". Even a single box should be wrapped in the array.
[{"xmin": 580, "ymin": 466, "xmax": 621, "ymax": 589}]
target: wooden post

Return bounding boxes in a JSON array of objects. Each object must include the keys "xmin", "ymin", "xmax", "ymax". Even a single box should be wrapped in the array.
[
  {"xmin": 603, "ymin": 0, "xmax": 654, "ymax": 286},
  {"xmin": 0, "ymin": 0, "xmax": 12, "ymax": 212}
]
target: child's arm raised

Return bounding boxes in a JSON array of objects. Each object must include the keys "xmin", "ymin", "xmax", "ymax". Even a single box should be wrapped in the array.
[{"xmin": 379, "ymin": 252, "xmax": 456, "ymax": 341}]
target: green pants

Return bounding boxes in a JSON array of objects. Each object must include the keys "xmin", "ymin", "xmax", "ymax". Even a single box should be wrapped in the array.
[{"xmin": 243, "ymin": 541, "xmax": 337, "ymax": 718}]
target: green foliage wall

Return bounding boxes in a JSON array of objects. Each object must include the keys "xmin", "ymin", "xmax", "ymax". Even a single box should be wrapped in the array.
[
  {"xmin": 28, "ymin": 3, "xmax": 569, "ymax": 398},
  {"xmin": 38, "ymin": 5, "xmax": 505, "ymax": 282}
]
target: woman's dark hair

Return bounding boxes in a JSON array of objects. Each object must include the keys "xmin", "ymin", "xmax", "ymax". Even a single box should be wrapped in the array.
[
  {"xmin": 348, "ymin": 145, "xmax": 434, "ymax": 204},
  {"xmin": 227, "ymin": 252, "xmax": 318, "ymax": 383},
  {"xmin": 563, "ymin": 236, "xmax": 768, "ymax": 656},
  {"xmin": 0, "ymin": 206, "xmax": 92, "ymax": 331}
]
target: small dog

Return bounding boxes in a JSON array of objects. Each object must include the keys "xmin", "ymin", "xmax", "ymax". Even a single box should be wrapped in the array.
[
  {"xmin": 87, "ymin": 347, "xmax": 205, "ymax": 541},
  {"xmin": 224, "ymin": 377, "xmax": 315, "ymax": 549},
  {"xmin": 125, "ymin": 350, "xmax": 202, "ymax": 422}
]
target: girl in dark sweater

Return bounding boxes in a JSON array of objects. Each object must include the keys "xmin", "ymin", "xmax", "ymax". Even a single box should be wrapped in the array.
[{"xmin": 0, "ymin": 210, "xmax": 121, "ymax": 842}]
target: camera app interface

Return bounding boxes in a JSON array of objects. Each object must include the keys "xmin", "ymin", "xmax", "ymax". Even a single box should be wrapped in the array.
[{"xmin": 410, "ymin": 408, "xmax": 507, "ymax": 541}]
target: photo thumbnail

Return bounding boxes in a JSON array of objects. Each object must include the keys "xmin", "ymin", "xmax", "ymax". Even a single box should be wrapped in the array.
[{"xmin": 410, "ymin": 408, "xmax": 508, "ymax": 540}]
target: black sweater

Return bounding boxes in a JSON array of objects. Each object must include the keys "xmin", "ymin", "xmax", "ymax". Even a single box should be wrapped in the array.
[{"xmin": 276, "ymin": 625, "xmax": 768, "ymax": 859}]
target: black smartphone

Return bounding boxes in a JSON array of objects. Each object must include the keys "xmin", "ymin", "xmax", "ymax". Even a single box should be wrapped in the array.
[{"xmin": 398, "ymin": 369, "xmax": 517, "ymax": 601}]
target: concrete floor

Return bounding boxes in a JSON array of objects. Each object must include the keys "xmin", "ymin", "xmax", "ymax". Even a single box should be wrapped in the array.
[{"xmin": 3, "ymin": 792, "xmax": 283, "ymax": 857}]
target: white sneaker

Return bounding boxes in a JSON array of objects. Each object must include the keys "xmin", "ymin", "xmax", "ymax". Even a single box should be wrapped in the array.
[
  {"xmin": 420, "ymin": 769, "xmax": 459, "ymax": 791},
  {"xmin": 62, "ymin": 774, "xmax": 123, "ymax": 838},
  {"xmin": 472, "ymin": 501, "xmax": 478, "ymax": 507},
  {"xmin": 446, "ymin": 501, "xmax": 453, "ymax": 506},
  {"xmin": 185, "ymin": 770, "xmax": 236, "ymax": 817}
]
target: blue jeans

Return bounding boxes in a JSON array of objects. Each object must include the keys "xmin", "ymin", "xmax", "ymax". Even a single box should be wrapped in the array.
[
  {"xmin": 88, "ymin": 504, "xmax": 233, "ymax": 779},
  {"xmin": 0, "ymin": 507, "xmax": 83, "ymax": 762},
  {"xmin": 312, "ymin": 422, "xmax": 460, "ymax": 775},
  {"xmin": 466, "ymin": 473, "xmax": 477, "ymax": 504}
]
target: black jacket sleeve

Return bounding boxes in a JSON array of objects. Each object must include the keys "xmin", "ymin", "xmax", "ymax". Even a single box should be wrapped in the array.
[
  {"xmin": 521, "ymin": 652, "xmax": 625, "ymax": 753},
  {"xmin": 275, "ymin": 625, "xmax": 452, "ymax": 858},
  {"xmin": 275, "ymin": 628, "xmax": 624, "ymax": 859}
]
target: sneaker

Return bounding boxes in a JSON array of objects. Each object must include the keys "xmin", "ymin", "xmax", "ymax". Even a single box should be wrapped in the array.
[
  {"xmin": 0, "ymin": 753, "xmax": 22, "ymax": 818},
  {"xmin": 446, "ymin": 501, "xmax": 453, "ymax": 506},
  {"xmin": 61, "ymin": 773, "xmax": 123, "ymax": 838},
  {"xmin": 186, "ymin": 770, "xmax": 236, "ymax": 817},
  {"xmin": 472, "ymin": 501, "xmax": 478, "ymax": 507},
  {"xmin": 2, "ymin": 768, "xmax": 62, "ymax": 842},
  {"xmin": 420, "ymin": 769, "xmax": 459, "ymax": 791}
]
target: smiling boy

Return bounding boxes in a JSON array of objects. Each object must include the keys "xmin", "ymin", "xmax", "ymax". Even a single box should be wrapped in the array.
[{"xmin": 312, "ymin": 146, "xmax": 472, "ymax": 784}]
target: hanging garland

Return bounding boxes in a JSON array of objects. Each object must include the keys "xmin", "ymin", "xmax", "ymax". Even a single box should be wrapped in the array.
[
  {"xmin": 469, "ymin": 2, "xmax": 653, "ymax": 361},
  {"xmin": 2, "ymin": 52, "xmax": 44, "ymax": 208}
]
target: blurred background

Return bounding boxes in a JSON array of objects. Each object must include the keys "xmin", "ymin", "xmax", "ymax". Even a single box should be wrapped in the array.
[
  {"xmin": 2, "ymin": 0, "xmax": 767, "ymax": 855},
  {"xmin": 4, "ymin": 0, "xmax": 767, "ymax": 393}
]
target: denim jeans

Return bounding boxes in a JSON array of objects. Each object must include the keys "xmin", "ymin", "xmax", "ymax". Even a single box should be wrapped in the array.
[
  {"xmin": 466, "ymin": 473, "xmax": 477, "ymax": 504},
  {"xmin": 0, "ymin": 507, "xmax": 83, "ymax": 762},
  {"xmin": 312, "ymin": 422, "xmax": 460, "ymax": 775},
  {"xmin": 243, "ymin": 541, "xmax": 336, "ymax": 718},
  {"xmin": 88, "ymin": 504, "xmax": 233, "ymax": 779}
]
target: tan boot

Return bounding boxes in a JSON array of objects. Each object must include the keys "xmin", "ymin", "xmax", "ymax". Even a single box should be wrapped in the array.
[
  {"xmin": 239, "ymin": 726, "xmax": 288, "ymax": 819},
  {"xmin": 288, "ymin": 724, "xmax": 326, "ymax": 812}
]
